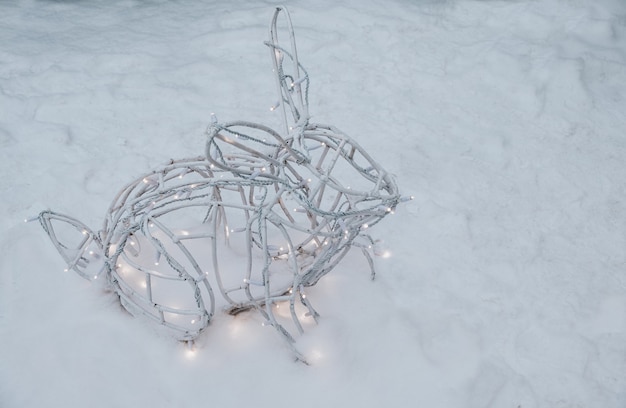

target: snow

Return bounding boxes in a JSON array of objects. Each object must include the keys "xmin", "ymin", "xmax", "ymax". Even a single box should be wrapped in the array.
[{"xmin": 1, "ymin": 0, "xmax": 626, "ymax": 406}]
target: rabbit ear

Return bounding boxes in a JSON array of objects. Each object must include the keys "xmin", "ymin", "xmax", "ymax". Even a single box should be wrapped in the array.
[
  {"xmin": 38, "ymin": 211, "xmax": 105, "ymax": 280},
  {"xmin": 267, "ymin": 6, "xmax": 310, "ymax": 134}
]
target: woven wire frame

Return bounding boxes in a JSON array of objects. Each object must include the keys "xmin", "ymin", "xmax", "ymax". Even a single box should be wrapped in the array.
[{"xmin": 36, "ymin": 6, "xmax": 400, "ymax": 355}]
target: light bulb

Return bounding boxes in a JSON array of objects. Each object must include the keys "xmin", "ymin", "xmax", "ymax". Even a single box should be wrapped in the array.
[{"xmin": 270, "ymin": 100, "xmax": 281, "ymax": 111}]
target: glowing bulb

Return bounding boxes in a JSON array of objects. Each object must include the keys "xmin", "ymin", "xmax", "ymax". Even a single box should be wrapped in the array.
[
  {"xmin": 184, "ymin": 348, "xmax": 196, "ymax": 360},
  {"xmin": 270, "ymin": 100, "xmax": 281, "ymax": 111},
  {"xmin": 362, "ymin": 223, "xmax": 369, "ymax": 229}
]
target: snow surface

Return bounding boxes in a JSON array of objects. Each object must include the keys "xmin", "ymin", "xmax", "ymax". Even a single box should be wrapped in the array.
[{"xmin": 2, "ymin": 0, "xmax": 626, "ymax": 406}]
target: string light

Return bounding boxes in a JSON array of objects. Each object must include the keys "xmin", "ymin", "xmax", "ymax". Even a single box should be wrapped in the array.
[{"xmin": 34, "ymin": 6, "xmax": 401, "ymax": 361}]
